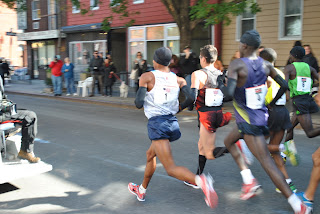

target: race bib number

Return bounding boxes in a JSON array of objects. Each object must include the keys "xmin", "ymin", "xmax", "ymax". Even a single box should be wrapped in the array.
[
  {"xmin": 297, "ymin": 76, "xmax": 311, "ymax": 92},
  {"xmin": 205, "ymin": 88, "xmax": 223, "ymax": 107},
  {"xmin": 154, "ymin": 87, "xmax": 179, "ymax": 106},
  {"xmin": 245, "ymin": 84, "xmax": 267, "ymax": 109}
]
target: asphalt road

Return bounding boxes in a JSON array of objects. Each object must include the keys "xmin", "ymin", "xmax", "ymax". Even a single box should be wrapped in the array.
[{"xmin": 0, "ymin": 94, "xmax": 319, "ymax": 214}]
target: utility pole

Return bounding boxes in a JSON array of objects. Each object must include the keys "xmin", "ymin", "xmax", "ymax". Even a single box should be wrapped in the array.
[{"xmin": 56, "ymin": 0, "xmax": 62, "ymax": 56}]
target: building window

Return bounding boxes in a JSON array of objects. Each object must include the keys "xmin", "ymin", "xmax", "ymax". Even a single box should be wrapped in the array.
[
  {"xmin": 90, "ymin": 0, "xmax": 99, "ymax": 10},
  {"xmin": 72, "ymin": 0, "xmax": 80, "ymax": 13},
  {"xmin": 133, "ymin": 0, "xmax": 144, "ymax": 4},
  {"xmin": 32, "ymin": 0, "xmax": 41, "ymax": 20},
  {"xmin": 236, "ymin": 6, "xmax": 256, "ymax": 40},
  {"xmin": 279, "ymin": 0, "xmax": 303, "ymax": 40},
  {"xmin": 48, "ymin": 0, "xmax": 57, "ymax": 30}
]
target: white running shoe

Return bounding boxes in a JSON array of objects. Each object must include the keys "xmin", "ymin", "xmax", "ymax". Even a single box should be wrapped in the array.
[
  {"xmin": 236, "ymin": 139, "xmax": 254, "ymax": 165},
  {"xmin": 66, "ymin": 93, "xmax": 71, "ymax": 96}
]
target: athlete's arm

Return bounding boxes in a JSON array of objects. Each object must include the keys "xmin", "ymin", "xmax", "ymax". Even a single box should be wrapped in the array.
[
  {"xmin": 188, "ymin": 71, "xmax": 200, "ymax": 110},
  {"xmin": 177, "ymin": 77, "xmax": 195, "ymax": 112},
  {"xmin": 217, "ymin": 59, "xmax": 239, "ymax": 101},
  {"xmin": 283, "ymin": 65, "xmax": 291, "ymax": 101},
  {"xmin": 268, "ymin": 64, "xmax": 289, "ymax": 107},
  {"xmin": 310, "ymin": 66, "xmax": 319, "ymax": 87},
  {"xmin": 134, "ymin": 72, "xmax": 151, "ymax": 109}
]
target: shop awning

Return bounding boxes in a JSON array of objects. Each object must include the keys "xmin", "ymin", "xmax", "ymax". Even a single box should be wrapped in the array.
[{"xmin": 61, "ymin": 23, "xmax": 102, "ymax": 33}]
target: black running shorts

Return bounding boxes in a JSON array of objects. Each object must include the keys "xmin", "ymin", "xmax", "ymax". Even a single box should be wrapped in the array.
[
  {"xmin": 237, "ymin": 122, "xmax": 269, "ymax": 136},
  {"xmin": 268, "ymin": 105, "xmax": 292, "ymax": 132},
  {"xmin": 292, "ymin": 94, "xmax": 319, "ymax": 115}
]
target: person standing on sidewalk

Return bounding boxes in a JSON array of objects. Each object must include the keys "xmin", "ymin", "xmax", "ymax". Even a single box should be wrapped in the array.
[
  {"xmin": 89, "ymin": 51, "xmax": 104, "ymax": 97},
  {"xmin": 49, "ymin": 55, "xmax": 63, "ymax": 96},
  {"xmin": 133, "ymin": 52, "xmax": 147, "ymax": 92},
  {"xmin": 218, "ymin": 30, "xmax": 307, "ymax": 213},
  {"xmin": 180, "ymin": 46, "xmax": 199, "ymax": 87},
  {"xmin": 62, "ymin": 57, "xmax": 76, "ymax": 96},
  {"xmin": 104, "ymin": 56, "xmax": 117, "ymax": 97},
  {"xmin": 128, "ymin": 47, "xmax": 218, "ymax": 209},
  {"xmin": 0, "ymin": 59, "xmax": 10, "ymax": 86}
]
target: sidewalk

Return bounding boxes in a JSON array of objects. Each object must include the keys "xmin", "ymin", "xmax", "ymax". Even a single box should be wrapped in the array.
[{"xmin": 4, "ymin": 80, "xmax": 320, "ymax": 126}]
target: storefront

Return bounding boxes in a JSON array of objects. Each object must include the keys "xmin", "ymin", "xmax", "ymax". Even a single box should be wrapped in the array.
[
  {"xmin": 18, "ymin": 30, "xmax": 66, "ymax": 79},
  {"xmin": 62, "ymin": 23, "xmax": 107, "ymax": 81},
  {"xmin": 128, "ymin": 23, "xmax": 212, "ymax": 72}
]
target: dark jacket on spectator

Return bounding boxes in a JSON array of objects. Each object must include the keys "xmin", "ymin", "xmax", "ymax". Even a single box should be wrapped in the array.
[
  {"xmin": 303, "ymin": 54, "xmax": 319, "ymax": 72},
  {"xmin": 104, "ymin": 62, "xmax": 117, "ymax": 86},
  {"xmin": 89, "ymin": 56, "xmax": 104, "ymax": 75},
  {"xmin": 179, "ymin": 52, "xmax": 199, "ymax": 76},
  {"xmin": 0, "ymin": 62, "xmax": 10, "ymax": 76},
  {"xmin": 133, "ymin": 60, "xmax": 147, "ymax": 81}
]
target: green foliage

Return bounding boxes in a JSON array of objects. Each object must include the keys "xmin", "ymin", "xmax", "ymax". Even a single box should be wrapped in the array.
[
  {"xmin": 1, "ymin": 0, "xmax": 26, "ymax": 11},
  {"xmin": 190, "ymin": 0, "xmax": 261, "ymax": 26}
]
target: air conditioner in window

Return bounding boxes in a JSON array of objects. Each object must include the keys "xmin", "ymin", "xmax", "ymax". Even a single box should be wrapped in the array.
[{"xmin": 33, "ymin": 22, "xmax": 39, "ymax": 30}]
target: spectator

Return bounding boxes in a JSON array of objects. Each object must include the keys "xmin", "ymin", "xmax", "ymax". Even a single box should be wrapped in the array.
[
  {"xmin": 0, "ymin": 77, "xmax": 40, "ymax": 163},
  {"xmin": 303, "ymin": 44, "xmax": 319, "ymax": 72},
  {"xmin": 62, "ymin": 57, "xmax": 76, "ymax": 96},
  {"xmin": 89, "ymin": 51, "xmax": 104, "ymax": 97},
  {"xmin": 286, "ymin": 41, "xmax": 302, "ymax": 65},
  {"xmin": 214, "ymin": 56, "xmax": 224, "ymax": 71},
  {"xmin": 169, "ymin": 54, "xmax": 181, "ymax": 76},
  {"xmin": 230, "ymin": 50, "xmax": 240, "ymax": 63},
  {"xmin": 49, "ymin": 55, "xmax": 63, "ymax": 96},
  {"xmin": 0, "ymin": 59, "xmax": 10, "ymax": 86},
  {"xmin": 180, "ymin": 46, "xmax": 199, "ymax": 87},
  {"xmin": 133, "ymin": 52, "xmax": 147, "ymax": 92},
  {"xmin": 104, "ymin": 56, "xmax": 117, "ymax": 97}
]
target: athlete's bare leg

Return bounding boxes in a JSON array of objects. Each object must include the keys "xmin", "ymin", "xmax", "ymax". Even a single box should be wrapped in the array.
[
  {"xmin": 142, "ymin": 139, "xmax": 197, "ymax": 189},
  {"xmin": 297, "ymin": 114, "xmax": 320, "ymax": 138},
  {"xmin": 199, "ymin": 123, "xmax": 216, "ymax": 160},
  {"xmin": 268, "ymin": 130, "xmax": 290, "ymax": 179},
  {"xmin": 285, "ymin": 113, "xmax": 299, "ymax": 141},
  {"xmin": 141, "ymin": 143, "xmax": 157, "ymax": 189},
  {"xmin": 305, "ymin": 147, "xmax": 320, "ymax": 200},
  {"xmin": 243, "ymin": 134, "xmax": 292, "ymax": 198},
  {"xmin": 224, "ymin": 125, "xmax": 247, "ymax": 170}
]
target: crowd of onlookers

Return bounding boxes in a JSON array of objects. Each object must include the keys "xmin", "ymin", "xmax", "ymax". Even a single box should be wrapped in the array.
[{"xmin": 49, "ymin": 52, "xmax": 117, "ymax": 97}]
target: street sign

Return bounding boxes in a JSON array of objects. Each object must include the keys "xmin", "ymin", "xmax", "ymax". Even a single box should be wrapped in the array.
[{"xmin": 6, "ymin": 32, "xmax": 17, "ymax": 36}]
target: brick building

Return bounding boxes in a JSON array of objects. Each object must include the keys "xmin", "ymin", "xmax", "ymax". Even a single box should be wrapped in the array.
[
  {"xmin": 0, "ymin": 2, "xmax": 26, "ymax": 67},
  {"xmin": 17, "ymin": 0, "xmax": 67, "ymax": 79},
  {"xmin": 63, "ymin": 0, "xmax": 221, "ymax": 81}
]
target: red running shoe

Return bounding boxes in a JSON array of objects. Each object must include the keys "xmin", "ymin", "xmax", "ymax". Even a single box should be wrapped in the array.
[
  {"xmin": 295, "ymin": 203, "xmax": 309, "ymax": 214},
  {"xmin": 198, "ymin": 174, "xmax": 218, "ymax": 209},
  {"xmin": 240, "ymin": 179, "xmax": 262, "ymax": 200},
  {"xmin": 128, "ymin": 183, "xmax": 146, "ymax": 201},
  {"xmin": 184, "ymin": 181, "xmax": 200, "ymax": 189}
]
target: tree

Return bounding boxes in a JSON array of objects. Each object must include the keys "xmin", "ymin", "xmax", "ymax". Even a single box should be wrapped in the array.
[{"xmin": 2, "ymin": 0, "xmax": 260, "ymax": 52}]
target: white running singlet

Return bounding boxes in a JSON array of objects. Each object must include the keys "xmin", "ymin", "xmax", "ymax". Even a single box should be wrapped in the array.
[{"xmin": 144, "ymin": 70, "xmax": 180, "ymax": 119}]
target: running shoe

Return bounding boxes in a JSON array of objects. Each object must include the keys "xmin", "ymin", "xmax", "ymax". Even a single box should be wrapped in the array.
[
  {"xmin": 236, "ymin": 139, "xmax": 255, "ymax": 165},
  {"xmin": 296, "ymin": 192, "xmax": 314, "ymax": 213},
  {"xmin": 128, "ymin": 183, "xmax": 146, "ymax": 201},
  {"xmin": 240, "ymin": 179, "xmax": 262, "ymax": 200},
  {"xmin": 295, "ymin": 203, "xmax": 310, "ymax": 214},
  {"xmin": 276, "ymin": 182, "xmax": 297, "ymax": 193},
  {"xmin": 284, "ymin": 140, "xmax": 300, "ymax": 166},
  {"xmin": 183, "ymin": 181, "xmax": 200, "ymax": 189},
  {"xmin": 198, "ymin": 174, "xmax": 218, "ymax": 209}
]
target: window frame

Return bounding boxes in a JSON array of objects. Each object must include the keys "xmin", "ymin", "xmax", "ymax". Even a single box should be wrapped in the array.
[
  {"xmin": 278, "ymin": 0, "xmax": 303, "ymax": 40},
  {"xmin": 90, "ymin": 0, "xmax": 99, "ymax": 10},
  {"xmin": 72, "ymin": 0, "xmax": 81, "ymax": 13},
  {"xmin": 133, "ymin": 0, "xmax": 144, "ymax": 4},
  {"xmin": 32, "ymin": 0, "xmax": 41, "ymax": 21},
  {"xmin": 48, "ymin": 0, "xmax": 57, "ymax": 30},
  {"xmin": 235, "ymin": 12, "xmax": 256, "ymax": 41}
]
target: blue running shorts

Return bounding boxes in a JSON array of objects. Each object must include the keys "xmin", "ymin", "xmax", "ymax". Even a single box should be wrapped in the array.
[{"xmin": 147, "ymin": 114, "xmax": 181, "ymax": 142}]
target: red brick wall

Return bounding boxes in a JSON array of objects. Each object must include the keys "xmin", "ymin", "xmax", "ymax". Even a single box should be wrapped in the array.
[{"xmin": 67, "ymin": 0, "xmax": 218, "ymax": 27}]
